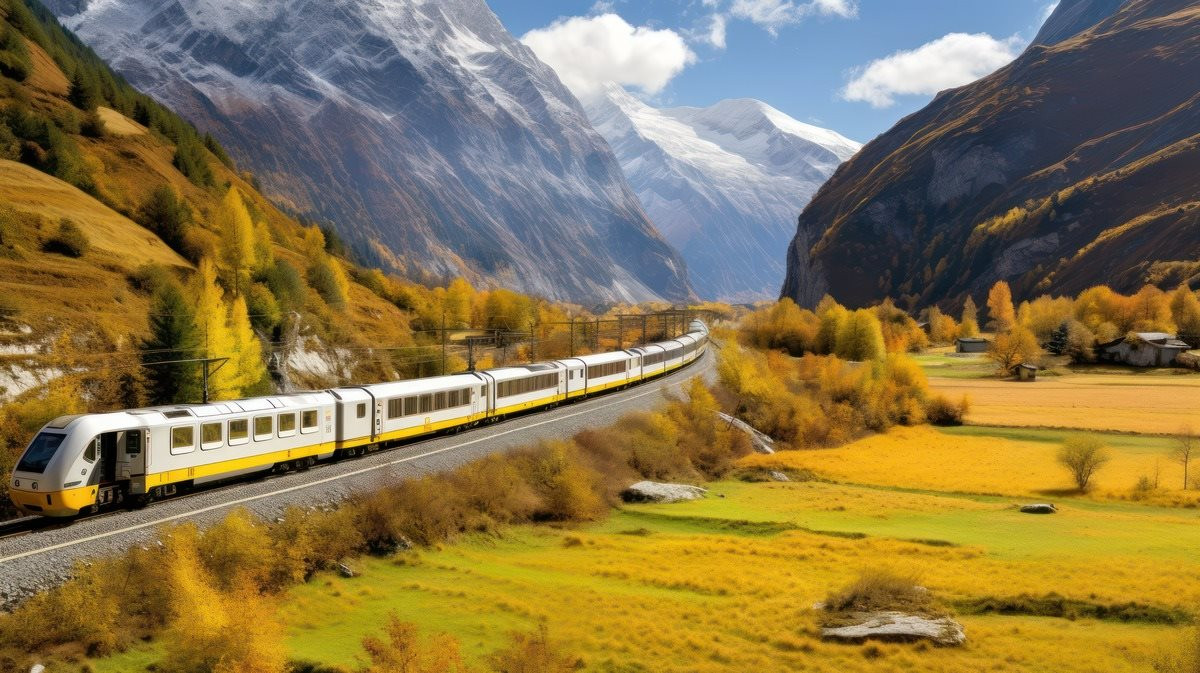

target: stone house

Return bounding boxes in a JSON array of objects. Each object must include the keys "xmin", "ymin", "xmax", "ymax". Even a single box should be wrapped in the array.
[
  {"xmin": 1095, "ymin": 332, "xmax": 1191, "ymax": 367},
  {"xmin": 956, "ymin": 337, "xmax": 989, "ymax": 353}
]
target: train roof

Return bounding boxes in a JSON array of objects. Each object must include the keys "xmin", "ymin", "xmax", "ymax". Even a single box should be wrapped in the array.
[{"xmin": 363, "ymin": 372, "xmax": 485, "ymax": 396}]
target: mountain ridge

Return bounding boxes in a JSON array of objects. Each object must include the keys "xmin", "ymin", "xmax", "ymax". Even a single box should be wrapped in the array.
[
  {"xmin": 782, "ymin": 0, "xmax": 1200, "ymax": 309},
  {"xmin": 588, "ymin": 86, "xmax": 859, "ymax": 302},
  {"xmin": 48, "ymin": 0, "xmax": 695, "ymax": 304}
]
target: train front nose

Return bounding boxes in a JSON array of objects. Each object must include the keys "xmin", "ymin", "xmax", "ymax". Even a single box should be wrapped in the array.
[{"xmin": 8, "ymin": 480, "xmax": 94, "ymax": 517}]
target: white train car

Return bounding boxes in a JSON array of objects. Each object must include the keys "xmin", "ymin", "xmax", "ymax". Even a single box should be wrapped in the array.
[
  {"xmin": 629, "ymin": 344, "xmax": 666, "ymax": 381},
  {"xmin": 567, "ymin": 350, "xmax": 637, "ymax": 396},
  {"xmin": 480, "ymin": 363, "xmax": 566, "ymax": 416},
  {"xmin": 10, "ymin": 392, "xmax": 337, "ymax": 515},
  {"xmin": 360, "ymin": 373, "xmax": 489, "ymax": 446}
]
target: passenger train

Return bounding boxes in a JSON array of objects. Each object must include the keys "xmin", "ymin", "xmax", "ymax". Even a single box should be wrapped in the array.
[{"xmin": 9, "ymin": 320, "xmax": 709, "ymax": 517}]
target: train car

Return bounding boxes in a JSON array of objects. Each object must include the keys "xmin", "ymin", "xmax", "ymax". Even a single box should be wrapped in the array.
[
  {"xmin": 357, "ymin": 373, "xmax": 489, "ymax": 448},
  {"xmin": 9, "ymin": 392, "xmax": 337, "ymax": 516},
  {"xmin": 10, "ymin": 320, "xmax": 712, "ymax": 517},
  {"xmin": 479, "ymin": 362, "xmax": 566, "ymax": 417}
]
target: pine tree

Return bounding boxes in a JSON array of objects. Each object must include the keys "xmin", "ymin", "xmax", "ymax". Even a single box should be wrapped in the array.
[
  {"xmin": 1048, "ymin": 321, "xmax": 1070, "ymax": 356},
  {"xmin": 192, "ymin": 258, "xmax": 239, "ymax": 400},
  {"xmin": 229, "ymin": 295, "xmax": 269, "ymax": 396},
  {"xmin": 252, "ymin": 218, "xmax": 274, "ymax": 272},
  {"xmin": 137, "ymin": 186, "xmax": 191, "ymax": 253},
  {"xmin": 217, "ymin": 188, "xmax": 256, "ymax": 296},
  {"xmin": 986, "ymin": 281, "xmax": 1017, "ymax": 332},
  {"xmin": 142, "ymin": 280, "xmax": 201, "ymax": 405},
  {"xmin": 67, "ymin": 69, "xmax": 100, "ymax": 111}
]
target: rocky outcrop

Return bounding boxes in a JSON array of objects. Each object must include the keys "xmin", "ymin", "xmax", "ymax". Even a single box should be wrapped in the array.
[
  {"xmin": 51, "ymin": 0, "xmax": 694, "ymax": 304},
  {"xmin": 782, "ymin": 0, "xmax": 1200, "ymax": 308},
  {"xmin": 621, "ymin": 481, "xmax": 707, "ymax": 504},
  {"xmin": 822, "ymin": 611, "xmax": 966, "ymax": 646},
  {"xmin": 716, "ymin": 412, "xmax": 776, "ymax": 454},
  {"xmin": 1020, "ymin": 503, "xmax": 1058, "ymax": 514}
]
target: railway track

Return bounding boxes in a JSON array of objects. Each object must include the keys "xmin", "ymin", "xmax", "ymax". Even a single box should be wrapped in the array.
[{"xmin": 0, "ymin": 350, "xmax": 715, "ymax": 602}]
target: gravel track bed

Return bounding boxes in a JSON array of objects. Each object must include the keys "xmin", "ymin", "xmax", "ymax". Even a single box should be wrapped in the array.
[{"xmin": 0, "ymin": 354, "xmax": 714, "ymax": 606}]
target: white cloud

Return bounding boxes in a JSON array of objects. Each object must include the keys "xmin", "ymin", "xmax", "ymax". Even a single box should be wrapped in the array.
[
  {"xmin": 840, "ymin": 32, "xmax": 1023, "ymax": 108},
  {"xmin": 706, "ymin": 13, "xmax": 728, "ymax": 49},
  {"xmin": 1040, "ymin": 2, "xmax": 1060, "ymax": 24},
  {"xmin": 522, "ymin": 13, "xmax": 696, "ymax": 100},
  {"xmin": 729, "ymin": 0, "xmax": 857, "ymax": 35}
]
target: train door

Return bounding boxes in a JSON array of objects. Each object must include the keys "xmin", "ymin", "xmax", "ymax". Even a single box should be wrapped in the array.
[
  {"xmin": 121, "ymin": 429, "xmax": 144, "ymax": 480},
  {"xmin": 98, "ymin": 432, "xmax": 118, "ymax": 484}
]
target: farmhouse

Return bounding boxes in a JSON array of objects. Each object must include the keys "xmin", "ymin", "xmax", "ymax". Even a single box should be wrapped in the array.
[
  {"xmin": 956, "ymin": 337, "xmax": 989, "ymax": 353},
  {"xmin": 1096, "ymin": 332, "xmax": 1191, "ymax": 367}
]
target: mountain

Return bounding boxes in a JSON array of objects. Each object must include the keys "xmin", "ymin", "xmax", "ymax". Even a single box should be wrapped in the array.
[
  {"xmin": 587, "ymin": 86, "xmax": 859, "ymax": 302},
  {"xmin": 44, "ymin": 0, "xmax": 694, "ymax": 304},
  {"xmin": 782, "ymin": 0, "xmax": 1200, "ymax": 309}
]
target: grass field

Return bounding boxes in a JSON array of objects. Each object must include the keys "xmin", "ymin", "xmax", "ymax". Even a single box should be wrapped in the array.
[{"xmin": 94, "ymin": 478, "xmax": 1195, "ymax": 673}]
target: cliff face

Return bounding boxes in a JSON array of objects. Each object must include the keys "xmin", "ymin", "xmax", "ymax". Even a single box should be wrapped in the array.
[
  {"xmin": 48, "ymin": 0, "xmax": 695, "ymax": 303},
  {"xmin": 782, "ymin": 0, "xmax": 1200, "ymax": 308}
]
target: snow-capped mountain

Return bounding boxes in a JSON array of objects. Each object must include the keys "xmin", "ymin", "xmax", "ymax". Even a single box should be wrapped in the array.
[
  {"xmin": 587, "ymin": 86, "xmax": 860, "ymax": 301},
  {"xmin": 45, "ymin": 0, "xmax": 693, "ymax": 303}
]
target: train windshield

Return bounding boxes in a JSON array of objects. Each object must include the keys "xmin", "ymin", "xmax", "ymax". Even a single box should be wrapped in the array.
[{"xmin": 15, "ymin": 432, "xmax": 66, "ymax": 474}]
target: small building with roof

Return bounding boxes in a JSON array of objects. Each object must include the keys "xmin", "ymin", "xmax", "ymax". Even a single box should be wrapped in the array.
[
  {"xmin": 1017, "ymin": 363, "xmax": 1039, "ymax": 381},
  {"xmin": 1096, "ymin": 332, "xmax": 1191, "ymax": 367},
  {"xmin": 956, "ymin": 337, "xmax": 989, "ymax": 354}
]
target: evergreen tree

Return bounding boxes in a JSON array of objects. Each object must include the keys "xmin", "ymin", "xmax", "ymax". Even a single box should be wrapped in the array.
[
  {"xmin": 0, "ymin": 22, "xmax": 32, "ymax": 81},
  {"xmin": 191, "ymin": 258, "xmax": 239, "ymax": 400},
  {"xmin": 217, "ymin": 188, "xmax": 256, "ymax": 295},
  {"xmin": 67, "ymin": 69, "xmax": 100, "ymax": 111},
  {"xmin": 142, "ymin": 280, "xmax": 201, "ymax": 405},
  {"xmin": 137, "ymin": 186, "xmax": 191, "ymax": 253},
  {"xmin": 1048, "ymin": 321, "xmax": 1070, "ymax": 356}
]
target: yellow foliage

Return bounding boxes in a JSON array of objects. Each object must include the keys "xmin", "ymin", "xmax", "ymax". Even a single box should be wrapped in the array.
[
  {"xmin": 987, "ymin": 280, "xmax": 1016, "ymax": 331},
  {"xmin": 192, "ymin": 258, "xmax": 239, "ymax": 400},
  {"xmin": 229, "ymin": 294, "xmax": 267, "ymax": 394},
  {"xmin": 216, "ymin": 187, "xmax": 256, "ymax": 294},
  {"xmin": 360, "ymin": 613, "xmax": 472, "ymax": 673}
]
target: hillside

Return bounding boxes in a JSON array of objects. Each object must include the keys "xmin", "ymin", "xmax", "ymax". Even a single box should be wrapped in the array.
[
  {"xmin": 781, "ymin": 0, "xmax": 1200, "ymax": 309},
  {"xmin": 45, "ymin": 0, "xmax": 696, "ymax": 304},
  {"xmin": 0, "ymin": 0, "xmax": 423, "ymax": 403},
  {"xmin": 587, "ymin": 86, "xmax": 859, "ymax": 302}
]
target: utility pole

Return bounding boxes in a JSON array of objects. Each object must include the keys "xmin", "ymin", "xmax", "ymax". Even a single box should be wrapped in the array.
[
  {"xmin": 529, "ymin": 320, "xmax": 536, "ymax": 362},
  {"xmin": 569, "ymin": 317, "xmax": 575, "ymax": 357},
  {"xmin": 467, "ymin": 338, "xmax": 476, "ymax": 372},
  {"xmin": 441, "ymin": 308, "xmax": 446, "ymax": 374},
  {"xmin": 642, "ymin": 314, "xmax": 647, "ymax": 346},
  {"xmin": 617, "ymin": 314, "xmax": 623, "ymax": 350},
  {"xmin": 593, "ymin": 317, "xmax": 600, "ymax": 350}
]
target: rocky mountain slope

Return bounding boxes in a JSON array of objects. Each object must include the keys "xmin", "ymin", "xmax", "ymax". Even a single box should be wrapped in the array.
[
  {"xmin": 782, "ymin": 0, "xmax": 1200, "ymax": 309},
  {"xmin": 46, "ymin": 0, "xmax": 694, "ymax": 304},
  {"xmin": 588, "ymin": 86, "xmax": 859, "ymax": 302}
]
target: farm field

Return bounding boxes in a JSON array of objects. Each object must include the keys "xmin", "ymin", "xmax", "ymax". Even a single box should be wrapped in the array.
[
  {"xmin": 91, "ymin": 472, "xmax": 1199, "ymax": 673},
  {"xmin": 919, "ymin": 352, "xmax": 1200, "ymax": 435}
]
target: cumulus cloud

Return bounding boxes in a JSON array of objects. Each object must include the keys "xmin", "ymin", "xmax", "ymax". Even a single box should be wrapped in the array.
[
  {"xmin": 840, "ymin": 32, "xmax": 1023, "ymax": 108},
  {"xmin": 730, "ymin": 0, "xmax": 857, "ymax": 34},
  {"xmin": 705, "ymin": 13, "xmax": 728, "ymax": 49},
  {"xmin": 521, "ymin": 14, "xmax": 696, "ymax": 100}
]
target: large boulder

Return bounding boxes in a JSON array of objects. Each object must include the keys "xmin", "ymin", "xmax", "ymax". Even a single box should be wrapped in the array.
[
  {"xmin": 1020, "ymin": 503, "xmax": 1057, "ymax": 514},
  {"xmin": 716, "ymin": 412, "xmax": 775, "ymax": 454},
  {"xmin": 822, "ymin": 611, "xmax": 966, "ymax": 646},
  {"xmin": 621, "ymin": 481, "xmax": 707, "ymax": 504}
]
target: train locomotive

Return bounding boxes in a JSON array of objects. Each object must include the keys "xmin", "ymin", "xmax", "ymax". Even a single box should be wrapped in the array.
[{"xmin": 8, "ymin": 320, "xmax": 709, "ymax": 517}]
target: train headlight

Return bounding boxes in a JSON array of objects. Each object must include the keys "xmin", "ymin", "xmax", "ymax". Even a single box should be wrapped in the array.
[{"xmin": 31, "ymin": 481, "xmax": 37, "ymax": 490}]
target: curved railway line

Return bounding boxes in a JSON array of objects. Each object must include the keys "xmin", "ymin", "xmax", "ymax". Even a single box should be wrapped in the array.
[{"xmin": 0, "ymin": 349, "xmax": 715, "ymax": 603}]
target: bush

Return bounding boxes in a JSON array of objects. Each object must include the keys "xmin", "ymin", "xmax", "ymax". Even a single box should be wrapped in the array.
[
  {"xmin": 246, "ymin": 282, "xmax": 282, "ymax": 332},
  {"xmin": 42, "ymin": 217, "xmax": 89, "ymax": 257},
  {"xmin": 925, "ymin": 394, "xmax": 969, "ymax": 426},
  {"xmin": 823, "ymin": 570, "xmax": 941, "ymax": 626},
  {"xmin": 80, "ymin": 109, "xmax": 105, "ymax": 137},
  {"xmin": 0, "ymin": 24, "xmax": 31, "ymax": 81},
  {"xmin": 307, "ymin": 257, "xmax": 349, "ymax": 309},
  {"xmin": 127, "ymin": 262, "xmax": 173, "ymax": 294},
  {"xmin": 488, "ymin": 625, "xmax": 581, "ymax": 673}
]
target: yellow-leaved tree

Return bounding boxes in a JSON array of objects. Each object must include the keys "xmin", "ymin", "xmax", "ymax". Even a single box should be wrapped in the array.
[
  {"xmin": 960, "ymin": 296, "xmax": 981, "ymax": 337},
  {"xmin": 217, "ymin": 188, "xmax": 256, "ymax": 296},
  {"xmin": 192, "ymin": 258, "xmax": 239, "ymax": 400},
  {"xmin": 986, "ymin": 281, "xmax": 1016, "ymax": 332},
  {"xmin": 229, "ymin": 294, "xmax": 268, "ymax": 396}
]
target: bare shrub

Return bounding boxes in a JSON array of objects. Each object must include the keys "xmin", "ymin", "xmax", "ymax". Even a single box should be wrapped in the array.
[{"xmin": 1057, "ymin": 434, "xmax": 1111, "ymax": 491}]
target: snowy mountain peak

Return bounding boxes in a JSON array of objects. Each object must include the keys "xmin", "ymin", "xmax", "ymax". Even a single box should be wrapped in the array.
[
  {"xmin": 587, "ymin": 86, "xmax": 861, "ymax": 301},
  {"xmin": 50, "ymin": 0, "xmax": 694, "ymax": 303}
]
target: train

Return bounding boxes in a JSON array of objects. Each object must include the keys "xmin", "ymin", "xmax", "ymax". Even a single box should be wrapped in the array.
[{"xmin": 8, "ymin": 320, "xmax": 709, "ymax": 517}]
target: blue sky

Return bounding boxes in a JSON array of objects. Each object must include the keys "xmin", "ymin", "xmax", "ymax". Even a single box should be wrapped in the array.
[{"xmin": 487, "ymin": 0, "xmax": 1058, "ymax": 142}]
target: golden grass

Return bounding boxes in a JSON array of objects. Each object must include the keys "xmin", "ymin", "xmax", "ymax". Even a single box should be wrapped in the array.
[
  {"xmin": 96, "ymin": 107, "xmax": 146, "ymax": 137},
  {"xmin": 930, "ymin": 373, "xmax": 1200, "ymax": 435},
  {"xmin": 738, "ymin": 426, "xmax": 1198, "ymax": 504}
]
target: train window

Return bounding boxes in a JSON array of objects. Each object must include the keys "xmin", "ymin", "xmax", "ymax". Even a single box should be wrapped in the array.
[
  {"xmin": 480, "ymin": 385, "xmax": 486, "ymax": 399},
  {"xmin": 404, "ymin": 396, "xmax": 419, "ymax": 416},
  {"xmin": 387, "ymin": 399, "xmax": 402, "ymax": 420},
  {"xmin": 229, "ymin": 419, "xmax": 249, "ymax": 445},
  {"xmin": 83, "ymin": 437, "xmax": 96, "ymax": 463},
  {"xmin": 278, "ymin": 413, "xmax": 297, "ymax": 436},
  {"xmin": 434, "ymin": 392, "xmax": 447, "ymax": 410},
  {"xmin": 464, "ymin": 388, "xmax": 473, "ymax": 404},
  {"xmin": 201, "ymin": 422, "xmax": 222, "ymax": 450},
  {"xmin": 254, "ymin": 416, "xmax": 273, "ymax": 441},
  {"xmin": 419, "ymin": 394, "xmax": 433, "ymax": 414},
  {"xmin": 357, "ymin": 403, "xmax": 367, "ymax": 419},
  {"xmin": 447, "ymin": 390, "xmax": 459, "ymax": 408},
  {"xmin": 171, "ymin": 426, "xmax": 195, "ymax": 454},
  {"xmin": 301, "ymin": 410, "xmax": 319, "ymax": 433}
]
